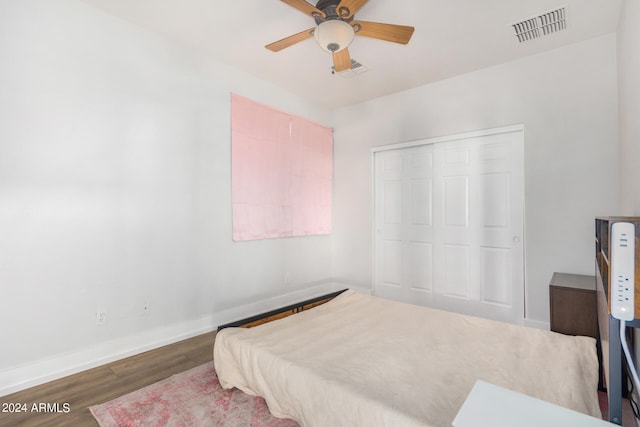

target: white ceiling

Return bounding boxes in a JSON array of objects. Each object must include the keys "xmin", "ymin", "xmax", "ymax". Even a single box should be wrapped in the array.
[{"xmin": 78, "ymin": 0, "xmax": 621, "ymax": 109}]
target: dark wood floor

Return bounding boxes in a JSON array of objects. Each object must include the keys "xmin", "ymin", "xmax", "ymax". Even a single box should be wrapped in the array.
[{"xmin": 0, "ymin": 331, "xmax": 216, "ymax": 427}]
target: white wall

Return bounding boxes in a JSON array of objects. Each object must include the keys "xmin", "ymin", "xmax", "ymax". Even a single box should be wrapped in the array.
[
  {"xmin": 330, "ymin": 34, "xmax": 619, "ymax": 325},
  {"xmin": 618, "ymin": 0, "xmax": 640, "ymax": 215},
  {"xmin": 0, "ymin": 0, "xmax": 336, "ymax": 394}
]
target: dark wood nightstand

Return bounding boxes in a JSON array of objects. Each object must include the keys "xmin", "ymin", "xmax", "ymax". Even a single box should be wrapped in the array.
[{"xmin": 549, "ymin": 272, "xmax": 597, "ymax": 338}]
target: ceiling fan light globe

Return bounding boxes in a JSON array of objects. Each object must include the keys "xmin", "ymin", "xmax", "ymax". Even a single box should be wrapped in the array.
[{"xmin": 314, "ymin": 19, "xmax": 354, "ymax": 53}]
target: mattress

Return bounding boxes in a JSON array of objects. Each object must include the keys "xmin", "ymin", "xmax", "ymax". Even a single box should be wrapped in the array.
[{"xmin": 214, "ymin": 290, "xmax": 601, "ymax": 427}]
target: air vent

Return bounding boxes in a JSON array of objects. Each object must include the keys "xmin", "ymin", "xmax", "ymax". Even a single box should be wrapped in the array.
[
  {"xmin": 331, "ymin": 58, "xmax": 368, "ymax": 77},
  {"xmin": 512, "ymin": 6, "xmax": 567, "ymax": 43}
]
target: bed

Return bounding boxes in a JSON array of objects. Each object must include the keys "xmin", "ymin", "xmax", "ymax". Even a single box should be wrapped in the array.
[{"xmin": 214, "ymin": 290, "xmax": 602, "ymax": 427}]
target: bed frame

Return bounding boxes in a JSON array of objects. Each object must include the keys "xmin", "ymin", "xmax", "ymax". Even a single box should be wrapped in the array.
[
  {"xmin": 597, "ymin": 272, "xmax": 639, "ymax": 425},
  {"xmin": 596, "ymin": 217, "xmax": 640, "ymax": 425},
  {"xmin": 217, "ymin": 289, "xmax": 348, "ymax": 331}
]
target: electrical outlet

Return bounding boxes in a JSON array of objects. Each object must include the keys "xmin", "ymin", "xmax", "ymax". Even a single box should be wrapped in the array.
[
  {"xmin": 611, "ymin": 222, "xmax": 635, "ymax": 321},
  {"xmin": 96, "ymin": 311, "xmax": 107, "ymax": 325}
]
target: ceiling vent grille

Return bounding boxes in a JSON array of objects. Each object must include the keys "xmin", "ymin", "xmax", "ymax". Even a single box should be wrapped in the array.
[
  {"xmin": 331, "ymin": 58, "xmax": 368, "ymax": 77},
  {"xmin": 512, "ymin": 6, "xmax": 567, "ymax": 43}
]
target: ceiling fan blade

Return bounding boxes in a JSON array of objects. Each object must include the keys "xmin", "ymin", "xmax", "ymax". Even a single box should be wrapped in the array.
[
  {"xmin": 265, "ymin": 28, "xmax": 315, "ymax": 52},
  {"xmin": 280, "ymin": 0, "xmax": 326, "ymax": 18},
  {"xmin": 352, "ymin": 20, "xmax": 415, "ymax": 44},
  {"xmin": 333, "ymin": 48, "xmax": 352, "ymax": 72},
  {"xmin": 336, "ymin": 0, "xmax": 368, "ymax": 18}
]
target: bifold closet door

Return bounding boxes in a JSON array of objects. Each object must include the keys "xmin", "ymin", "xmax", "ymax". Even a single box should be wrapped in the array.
[{"xmin": 373, "ymin": 129, "xmax": 524, "ymax": 324}]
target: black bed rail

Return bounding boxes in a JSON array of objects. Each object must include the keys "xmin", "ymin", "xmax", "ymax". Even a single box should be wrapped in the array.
[{"xmin": 217, "ymin": 288, "xmax": 348, "ymax": 331}]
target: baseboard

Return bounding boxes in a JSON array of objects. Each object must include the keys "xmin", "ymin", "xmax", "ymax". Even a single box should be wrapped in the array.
[
  {"xmin": 0, "ymin": 281, "xmax": 348, "ymax": 397},
  {"xmin": 0, "ymin": 317, "xmax": 218, "ymax": 398},
  {"xmin": 523, "ymin": 318, "xmax": 550, "ymax": 330}
]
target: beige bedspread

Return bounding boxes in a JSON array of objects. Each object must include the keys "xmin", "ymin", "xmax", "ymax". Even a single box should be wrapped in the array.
[{"xmin": 214, "ymin": 290, "xmax": 601, "ymax": 427}]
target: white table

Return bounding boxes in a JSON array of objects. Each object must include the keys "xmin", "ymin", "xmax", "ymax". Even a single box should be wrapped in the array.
[{"xmin": 453, "ymin": 380, "xmax": 614, "ymax": 427}]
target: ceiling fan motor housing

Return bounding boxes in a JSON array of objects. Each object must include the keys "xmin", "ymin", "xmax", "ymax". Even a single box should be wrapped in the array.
[{"xmin": 313, "ymin": 0, "xmax": 354, "ymax": 24}]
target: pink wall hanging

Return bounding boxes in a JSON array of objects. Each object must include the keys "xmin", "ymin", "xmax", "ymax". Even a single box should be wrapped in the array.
[{"xmin": 231, "ymin": 94, "xmax": 333, "ymax": 241}]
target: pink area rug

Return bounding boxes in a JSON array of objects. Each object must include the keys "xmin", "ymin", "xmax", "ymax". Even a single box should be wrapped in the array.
[{"xmin": 90, "ymin": 362, "xmax": 298, "ymax": 427}]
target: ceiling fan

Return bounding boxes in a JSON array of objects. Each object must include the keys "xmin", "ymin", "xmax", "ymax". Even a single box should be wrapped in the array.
[{"xmin": 266, "ymin": 0, "xmax": 415, "ymax": 72}]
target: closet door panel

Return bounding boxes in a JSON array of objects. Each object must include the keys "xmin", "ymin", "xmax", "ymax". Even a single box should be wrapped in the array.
[{"xmin": 374, "ymin": 128, "xmax": 524, "ymax": 324}]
